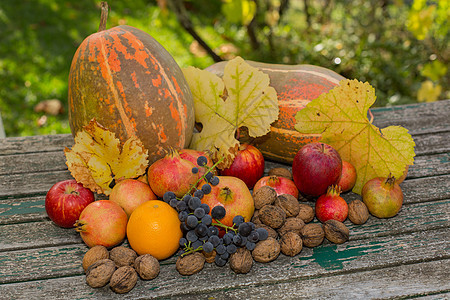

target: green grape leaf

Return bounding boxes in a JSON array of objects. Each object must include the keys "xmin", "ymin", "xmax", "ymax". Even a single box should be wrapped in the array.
[
  {"xmin": 295, "ymin": 79, "xmax": 416, "ymax": 194},
  {"xmin": 183, "ymin": 56, "xmax": 279, "ymax": 169}
]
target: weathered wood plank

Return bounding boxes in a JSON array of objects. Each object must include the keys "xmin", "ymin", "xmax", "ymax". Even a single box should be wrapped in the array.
[
  {"xmin": 1, "ymin": 130, "xmax": 448, "ymax": 177},
  {"xmin": 371, "ymin": 100, "xmax": 450, "ymax": 135},
  {"xmin": 0, "ymin": 151, "xmax": 67, "ymax": 176},
  {"xmin": 0, "ymin": 170, "xmax": 74, "ymax": 198},
  {"xmin": 0, "ymin": 228, "xmax": 448, "ymax": 295},
  {"xmin": 1, "ymin": 198, "xmax": 448, "ymax": 253},
  {"xmin": 2, "ymin": 259, "xmax": 449, "ymax": 299},
  {"xmin": 0, "ymin": 134, "xmax": 73, "ymax": 155},
  {"xmin": 177, "ymin": 259, "xmax": 450, "ymax": 300}
]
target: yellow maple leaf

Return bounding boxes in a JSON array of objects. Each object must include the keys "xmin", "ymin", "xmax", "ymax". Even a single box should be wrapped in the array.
[
  {"xmin": 64, "ymin": 119, "xmax": 149, "ymax": 195},
  {"xmin": 183, "ymin": 56, "xmax": 279, "ymax": 169},
  {"xmin": 295, "ymin": 79, "xmax": 416, "ymax": 194}
]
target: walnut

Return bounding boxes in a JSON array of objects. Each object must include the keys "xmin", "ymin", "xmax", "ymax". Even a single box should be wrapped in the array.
[
  {"xmin": 296, "ymin": 204, "xmax": 315, "ymax": 223},
  {"xmin": 268, "ymin": 167, "xmax": 293, "ymax": 180},
  {"xmin": 348, "ymin": 199, "xmax": 369, "ymax": 225},
  {"xmin": 176, "ymin": 252, "xmax": 205, "ymax": 276},
  {"xmin": 258, "ymin": 205, "xmax": 286, "ymax": 229},
  {"xmin": 255, "ymin": 223, "xmax": 278, "ymax": 239},
  {"xmin": 280, "ymin": 231, "xmax": 303, "ymax": 257},
  {"xmin": 300, "ymin": 223, "xmax": 324, "ymax": 247},
  {"xmin": 253, "ymin": 186, "xmax": 277, "ymax": 209},
  {"xmin": 109, "ymin": 266, "xmax": 138, "ymax": 294},
  {"xmin": 85, "ymin": 259, "xmax": 116, "ymax": 288},
  {"xmin": 323, "ymin": 220, "xmax": 350, "ymax": 244},
  {"xmin": 134, "ymin": 254, "xmax": 160, "ymax": 280},
  {"xmin": 110, "ymin": 246, "xmax": 138, "ymax": 267},
  {"xmin": 251, "ymin": 209, "xmax": 262, "ymax": 225},
  {"xmin": 277, "ymin": 217, "xmax": 305, "ymax": 236},
  {"xmin": 275, "ymin": 194, "xmax": 300, "ymax": 217},
  {"xmin": 252, "ymin": 237, "xmax": 280, "ymax": 263},
  {"xmin": 82, "ymin": 245, "xmax": 109, "ymax": 272},
  {"xmin": 202, "ymin": 250, "xmax": 217, "ymax": 263},
  {"xmin": 229, "ymin": 248, "xmax": 253, "ymax": 274}
]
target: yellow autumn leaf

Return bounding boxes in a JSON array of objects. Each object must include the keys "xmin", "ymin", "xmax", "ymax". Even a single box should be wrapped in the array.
[
  {"xmin": 183, "ymin": 56, "xmax": 279, "ymax": 169},
  {"xmin": 295, "ymin": 79, "xmax": 416, "ymax": 194},
  {"xmin": 64, "ymin": 119, "xmax": 149, "ymax": 195}
]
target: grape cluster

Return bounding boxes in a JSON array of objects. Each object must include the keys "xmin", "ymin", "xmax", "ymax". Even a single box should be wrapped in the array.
[{"xmin": 162, "ymin": 155, "xmax": 268, "ymax": 267}]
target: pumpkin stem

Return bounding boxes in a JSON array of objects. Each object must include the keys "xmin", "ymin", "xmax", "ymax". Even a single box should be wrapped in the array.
[{"xmin": 98, "ymin": 2, "xmax": 109, "ymax": 32}]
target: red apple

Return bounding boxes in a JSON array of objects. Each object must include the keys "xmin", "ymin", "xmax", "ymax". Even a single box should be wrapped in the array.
[
  {"xmin": 200, "ymin": 176, "xmax": 255, "ymax": 228},
  {"xmin": 337, "ymin": 161, "xmax": 357, "ymax": 192},
  {"xmin": 292, "ymin": 143, "xmax": 342, "ymax": 197},
  {"xmin": 253, "ymin": 175, "xmax": 299, "ymax": 198},
  {"xmin": 315, "ymin": 186, "xmax": 348, "ymax": 222},
  {"xmin": 45, "ymin": 180, "xmax": 95, "ymax": 228},
  {"xmin": 220, "ymin": 143, "xmax": 265, "ymax": 189},
  {"xmin": 179, "ymin": 148, "xmax": 215, "ymax": 177},
  {"xmin": 109, "ymin": 179, "xmax": 158, "ymax": 218}
]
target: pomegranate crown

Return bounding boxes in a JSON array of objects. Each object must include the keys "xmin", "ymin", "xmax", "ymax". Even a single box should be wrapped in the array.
[
  {"xmin": 326, "ymin": 185, "xmax": 342, "ymax": 196},
  {"xmin": 384, "ymin": 173, "xmax": 397, "ymax": 188}
]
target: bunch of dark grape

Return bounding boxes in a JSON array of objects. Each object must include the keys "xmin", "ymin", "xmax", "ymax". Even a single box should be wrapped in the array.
[{"xmin": 163, "ymin": 155, "xmax": 268, "ymax": 267}]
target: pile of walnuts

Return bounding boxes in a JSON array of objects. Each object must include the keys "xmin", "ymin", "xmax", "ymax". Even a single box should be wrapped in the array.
[
  {"xmin": 83, "ymin": 245, "xmax": 160, "ymax": 294},
  {"xmin": 251, "ymin": 167, "xmax": 369, "ymax": 258}
]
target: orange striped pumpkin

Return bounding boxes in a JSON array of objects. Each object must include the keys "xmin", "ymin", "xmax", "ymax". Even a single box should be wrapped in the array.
[
  {"xmin": 68, "ymin": 24, "xmax": 194, "ymax": 163},
  {"xmin": 206, "ymin": 60, "xmax": 345, "ymax": 164}
]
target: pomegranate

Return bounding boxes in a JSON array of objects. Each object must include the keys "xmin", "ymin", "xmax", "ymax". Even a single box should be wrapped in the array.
[
  {"xmin": 179, "ymin": 148, "xmax": 215, "ymax": 177},
  {"xmin": 362, "ymin": 174, "xmax": 403, "ymax": 218},
  {"xmin": 74, "ymin": 200, "xmax": 128, "ymax": 248},
  {"xmin": 315, "ymin": 185, "xmax": 348, "ymax": 222},
  {"xmin": 147, "ymin": 148, "xmax": 199, "ymax": 198},
  {"xmin": 253, "ymin": 175, "xmax": 299, "ymax": 198},
  {"xmin": 337, "ymin": 161, "xmax": 357, "ymax": 192}
]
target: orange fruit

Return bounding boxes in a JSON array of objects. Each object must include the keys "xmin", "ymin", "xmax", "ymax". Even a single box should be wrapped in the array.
[{"xmin": 127, "ymin": 200, "xmax": 182, "ymax": 260}]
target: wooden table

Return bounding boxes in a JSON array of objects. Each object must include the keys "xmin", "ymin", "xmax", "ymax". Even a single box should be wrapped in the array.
[{"xmin": 1, "ymin": 100, "xmax": 449, "ymax": 299}]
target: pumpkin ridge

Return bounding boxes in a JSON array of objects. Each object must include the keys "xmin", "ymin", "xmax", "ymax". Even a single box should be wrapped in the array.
[
  {"xmin": 144, "ymin": 48, "xmax": 186, "ymax": 148},
  {"xmin": 98, "ymin": 34, "xmax": 136, "ymax": 138}
]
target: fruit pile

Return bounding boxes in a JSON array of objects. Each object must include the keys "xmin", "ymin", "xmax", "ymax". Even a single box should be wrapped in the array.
[
  {"xmin": 46, "ymin": 3, "xmax": 410, "ymax": 294},
  {"xmin": 46, "ymin": 139, "xmax": 405, "ymax": 294}
]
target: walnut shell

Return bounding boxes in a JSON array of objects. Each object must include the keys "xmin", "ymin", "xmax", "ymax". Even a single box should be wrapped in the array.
[
  {"xmin": 110, "ymin": 266, "xmax": 138, "ymax": 294},
  {"xmin": 85, "ymin": 259, "xmax": 116, "ymax": 288},
  {"xmin": 296, "ymin": 204, "xmax": 315, "ymax": 223},
  {"xmin": 348, "ymin": 199, "xmax": 369, "ymax": 225},
  {"xmin": 251, "ymin": 209, "xmax": 262, "ymax": 225},
  {"xmin": 277, "ymin": 217, "xmax": 305, "ymax": 236},
  {"xmin": 268, "ymin": 167, "xmax": 293, "ymax": 180},
  {"xmin": 258, "ymin": 205, "xmax": 286, "ymax": 229},
  {"xmin": 202, "ymin": 250, "xmax": 217, "ymax": 264},
  {"xmin": 252, "ymin": 237, "xmax": 280, "ymax": 263},
  {"xmin": 134, "ymin": 254, "xmax": 160, "ymax": 280},
  {"xmin": 300, "ymin": 223, "xmax": 324, "ymax": 247},
  {"xmin": 82, "ymin": 245, "xmax": 109, "ymax": 272},
  {"xmin": 280, "ymin": 231, "xmax": 303, "ymax": 257},
  {"xmin": 253, "ymin": 186, "xmax": 277, "ymax": 209},
  {"xmin": 176, "ymin": 252, "xmax": 205, "ymax": 276},
  {"xmin": 275, "ymin": 194, "xmax": 300, "ymax": 217},
  {"xmin": 323, "ymin": 220, "xmax": 350, "ymax": 244},
  {"xmin": 110, "ymin": 246, "xmax": 138, "ymax": 267},
  {"xmin": 255, "ymin": 224, "xmax": 278, "ymax": 239},
  {"xmin": 230, "ymin": 247, "xmax": 253, "ymax": 274}
]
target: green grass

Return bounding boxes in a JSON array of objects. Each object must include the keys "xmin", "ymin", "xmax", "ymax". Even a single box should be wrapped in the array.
[{"xmin": 0, "ymin": 0, "xmax": 447, "ymax": 137}]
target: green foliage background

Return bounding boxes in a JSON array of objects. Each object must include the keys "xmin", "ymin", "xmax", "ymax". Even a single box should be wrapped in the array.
[{"xmin": 0, "ymin": 0, "xmax": 448, "ymax": 137}]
